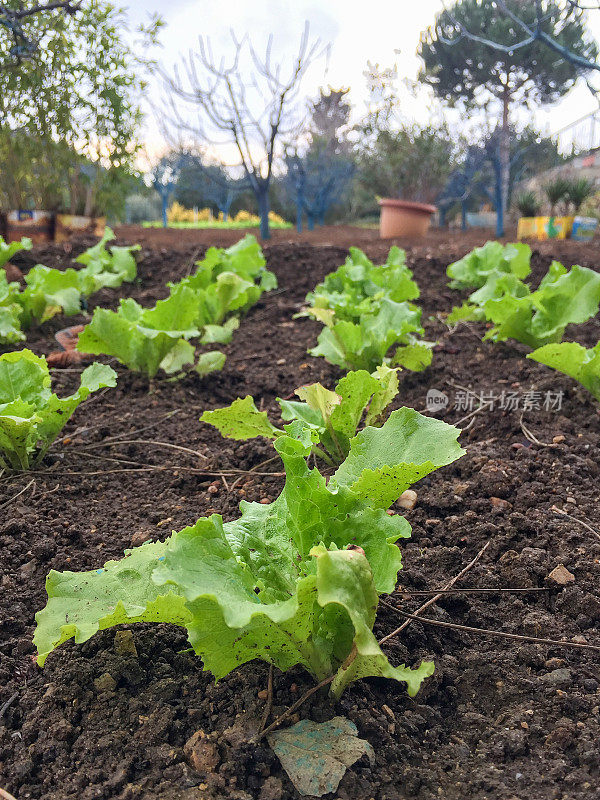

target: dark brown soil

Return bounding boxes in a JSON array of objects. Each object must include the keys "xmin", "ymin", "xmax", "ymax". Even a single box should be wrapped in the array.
[{"xmin": 1, "ymin": 231, "xmax": 600, "ymax": 800}]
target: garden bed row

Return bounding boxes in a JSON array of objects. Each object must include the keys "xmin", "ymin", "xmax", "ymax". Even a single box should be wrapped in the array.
[{"xmin": 1, "ymin": 239, "xmax": 599, "ymax": 800}]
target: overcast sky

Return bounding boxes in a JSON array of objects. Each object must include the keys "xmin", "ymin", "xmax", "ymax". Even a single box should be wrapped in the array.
[{"xmin": 123, "ymin": 0, "xmax": 600, "ymax": 160}]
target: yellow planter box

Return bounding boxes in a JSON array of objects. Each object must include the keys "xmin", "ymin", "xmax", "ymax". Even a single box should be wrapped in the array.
[{"xmin": 517, "ymin": 216, "xmax": 574, "ymax": 241}]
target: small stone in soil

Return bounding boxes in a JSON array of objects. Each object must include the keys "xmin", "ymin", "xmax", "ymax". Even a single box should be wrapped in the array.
[
  {"xmin": 114, "ymin": 630, "xmax": 138, "ymax": 657},
  {"xmin": 397, "ymin": 490, "xmax": 417, "ymax": 510},
  {"xmin": 184, "ymin": 730, "xmax": 220, "ymax": 774},
  {"xmin": 94, "ymin": 673, "xmax": 117, "ymax": 692},
  {"xmin": 546, "ymin": 564, "xmax": 575, "ymax": 586},
  {"xmin": 131, "ymin": 531, "xmax": 152, "ymax": 547}
]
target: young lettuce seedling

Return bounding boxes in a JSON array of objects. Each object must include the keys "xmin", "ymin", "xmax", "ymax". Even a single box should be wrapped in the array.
[
  {"xmin": 76, "ymin": 286, "xmax": 214, "ymax": 379},
  {"xmin": 0, "ymin": 349, "xmax": 116, "ymax": 471},
  {"xmin": 302, "ymin": 247, "xmax": 432, "ymax": 373},
  {"xmin": 0, "ymin": 269, "xmax": 24, "ymax": 345},
  {"xmin": 17, "ymin": 265, "xmax": 84, "ymax": 328},
  {"xmin": 201, "ymin": 366, "xmax": 401, "ymax": 465},
  {"xmin": 35, "ymin": 409, "xmax": 465, "ymax": 698},
  {"xmin": 305, "ymin": 245, "xmax": 419, "ymax": 321},
  {"xmin": 168, "ymin": 234, "xmax": 277, "ymax": 339},
  {"xmin": 309, "ymin": 298, "xmax": 433, "ymax": 373},
  {"xmin": 447, "ymin": 241, "xmax": 531, "ymax": 290},
  {"xmin": 447, "ymin": 261, "xmax": 600, "ymax": 349},
  {"xmin": 74, "ymin": 227, "xmax": 140, "ymax": 296}
]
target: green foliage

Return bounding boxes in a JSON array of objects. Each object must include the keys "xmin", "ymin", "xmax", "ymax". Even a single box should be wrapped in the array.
[
  {"xmin": 195, "ymin": 351, "xmax": 227, "ymax": 378},
  {"xmin": 0, "ymin": 232, "xmax": 140, "ymax": 344},
  {"xmin": 0, "ymin": 3, "xmax": 161, "ymax": 214},
  {"xmin": 0, "ymin": 268, "xmax": 24, "ymax": 344},
  {"xmin": 75, "ymin": 236, "xmax": 272, "ymax": 378},
  {"xmin": 35, "ymin": 410, "xmax": 465, "ymax": 696},
  {"xmin": 516, "ymin": 191, "xmax": 541, "ymax": 218},
  {"xmin": 201, "ymin": 366, "xmax": 400, "ymax": 465},
  {"xmin": 306, "ymin": 246, "xmax": 418, "ymax": 320},
  {"xmin": 543, "ymin": 177, "xmax": 571, "ymax": 214},
  {"xmin": 310, "ymin": 299, "xmax": 431, "ymax": 373},
  {"xmin": 447, "ymin": 241, "xmax": 531, "ymax": 290},
  {"xmin": 77, "ymin": 287, "xmax": 202, "ymax": 379},
  {"xmin": 17, "ymin": 265, "xmax": 83, "ymax": 328},
  {"xmin": 74, "ymin": 227, "xmax": 140, "ymax": 296},
  {"xmin": 419, "ymin": 1, "xmax": 597, "ymax": 110},
  {"xmin": 0, "ymin": 236, "xmax": 32, "ymax": 268},
  {"xmin": 528, "ymin": 341, "xmax": 600, "ymax": 401},
  {"xmin": 304, "ymin": 247, "xmax": 431, "ymax": 373},
  {"xmin": 0, "ymin": 349, "xmax": 116, "ymax": 471},
  {"xmin": 564, "ymin": 177, "xmax": 595, "ymax": 213},
  {"xmin": 448, "ymin": 256, "xmax": 600, "ymax": 349},
  {"xmin": 169, "ymin": 235, "xmax": 277, "ymax": 333},
  {"xmin": 355, "ymin": 122, "xmax": 458, "ymax": 206}
]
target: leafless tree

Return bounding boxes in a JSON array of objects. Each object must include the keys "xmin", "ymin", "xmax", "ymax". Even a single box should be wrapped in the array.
[{"xmin": 161, "ymin": 22, "xmax": 326, "ymax": 239}]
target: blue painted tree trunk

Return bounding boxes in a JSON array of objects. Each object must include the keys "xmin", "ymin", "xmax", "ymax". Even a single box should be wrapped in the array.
[{"xmin": 257, "ymin": 190, "xmax": 270, "ymax": 240}]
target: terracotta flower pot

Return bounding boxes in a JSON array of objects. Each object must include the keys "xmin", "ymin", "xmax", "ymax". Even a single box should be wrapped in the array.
[{"xmin": 378, "ymin": 198, "xmax": 437, "ymax": 239}]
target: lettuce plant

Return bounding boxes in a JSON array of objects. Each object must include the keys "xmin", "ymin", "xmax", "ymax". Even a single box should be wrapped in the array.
[
  {"xmin": 35, "ymin": 409, "xmax": 465, "ymax": 697},
  {"xmin": 448, "ymin": 262, "xmax": 600, "ymax": 349},
  {"xmin": 74, "ymin": 227, "xmax": 140, "ymax": 296},
  {"xmin": 17, "ymin": 265, "xmax": 83, "ymax": 328},
  {"xmin": 0, "ymin": 270, "xmax": 24, "ymax": 344},
  {"xmin": 306, "ymin": 246, "xmax": 419, "ymax": 322},
  {"xmin": 202, "ymin": 366, "xmax": 400, "ymax": 466},
  {"xmin": 77, "ymin": 286, "xmax": 205, "ymax": 378},
  {"xmin": 310, "ymin": 298, "xmax": 432, "ymax": 373},
  {"xmin": 447, "ymin": 241, "xmax": 531, "ymax": 290},
  {"xmin": 168, "ymin": 235, "xmax": 276, "ymax": 336},
  {"xmin": 302, "ymin": 247, "xmax": 431, "ymax": 373},
  {"xmin": 0, "ymin": 349, "xmax": 116, "ymax": 471},
  {"xmin": 0, "ymin": 235, "xmax": 32, "ymax": 268},
  {"xmin": 528, "ymin": 341, "xmax": 600, "ymax": 401}
]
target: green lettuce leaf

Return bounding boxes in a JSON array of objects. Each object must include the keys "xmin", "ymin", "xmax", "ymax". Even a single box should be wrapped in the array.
[
  {"xmin": 528, "ymin": 341, "xmax": 600, "ymax": 400},
  {"xmin": 202, "ymin": 368, "xmax": 402, "ymax": 465},
  {"xmin": 17, "ymin": 265, "xmax": 82, "ymax": 327},
  {"xmin": 201, "ymin": 395, "xmax": 281, "ymax": 440},
  {"xmin": 77, "ymin": 287, "xmax": 200, "ymax": 378},
  {"xmin": 0, "ymin": 235, "xmax": 32, "ymax": 268},
  {"xmin": 331, "ymin": 407, "xmax": 465, "ymax": 508},
  {"xmin": 34, "ymin": 539, "xmax": 191, "ymax": 666},
  {"xmin": 0, "ymin": 304, "xmax": 25, "ymax": 344},
  {"xmin": 0, "ymin": 350, "xmax": 116, "ymax": 470},
  {"xmin": 309, "ymin": 298, "xmax": 426, "ymax": 372},
  {"xmin": 447, "ymin": 241, "xmax": 531, "ymax": 290},
  {"xmin": 306, "ymin": 246, "xmax": 418, "ymax": 323},
  {"xmin": 457, "ymin": 262, "xmax": 600, "ymax": 349},
  {"xmin": 36, "ymin": 412, "xmax": 463, "ymax": 696},
  {"xmin": 74, "ymin": 227, "xmax": 140, "ymax": 295},
  {"xmin": 168, "ymin": 235, "xmax": 276, "ymax": 331},
  {"xmin": 195, "ymin": 351, "xmax": 226, "ymax": 377}
]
